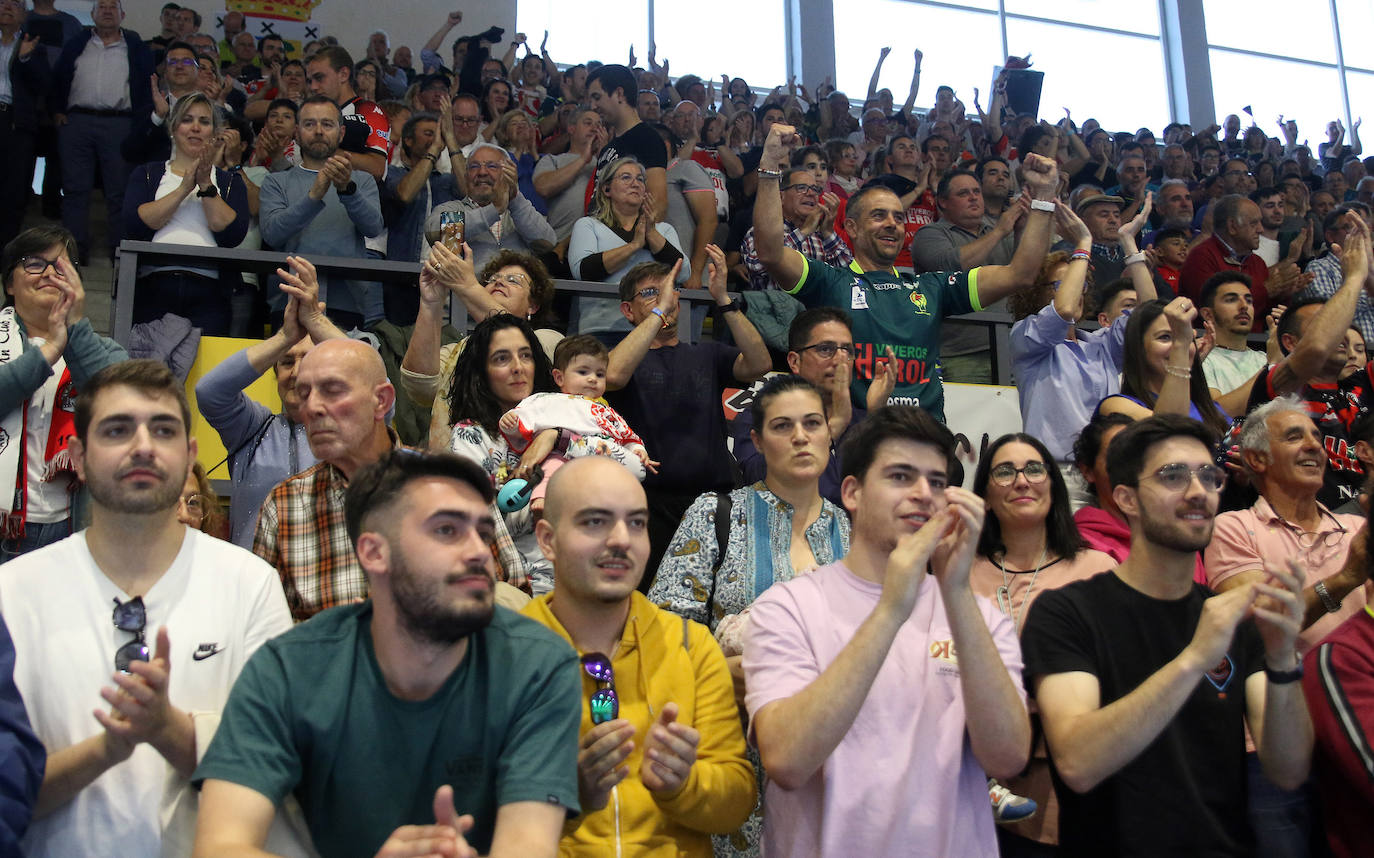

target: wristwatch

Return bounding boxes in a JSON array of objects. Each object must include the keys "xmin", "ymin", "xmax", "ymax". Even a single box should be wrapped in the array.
[
  {"xmin": 337, "ymin": 180, "xmax": 358, "ymax": 196},
  {"xmin": 714, "ymin": 298, "xmax": 743, "ymax": 316},
  {"xmin": 1264, "ymin": 658, "xmax": 1303, "ymax": 685},
  {"xmin": 1314, "ymin": 580, "xmax": 1342, "ymax": 614},
  {"xmin": 195, "ymin": 185, "xmax": 219, "ymax": 198}
]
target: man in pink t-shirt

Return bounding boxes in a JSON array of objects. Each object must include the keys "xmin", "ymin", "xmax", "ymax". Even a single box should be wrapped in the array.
[
  {"xmin": 1205, "ymin": 397, "xmax": 1369, "ymax": 652},
  {"xmin": 743, "ymin": 406, "xmax": 1029, "ymax": 858}
]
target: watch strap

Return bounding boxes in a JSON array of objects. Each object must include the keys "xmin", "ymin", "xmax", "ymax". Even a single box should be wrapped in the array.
[
  {"xmin": 1314, "ymin": 580, "xmax": 1342, "ymax": 614},
  {"xmin": 1264, "ymin": 660, "xmax": 1303, "ymax": 685}
]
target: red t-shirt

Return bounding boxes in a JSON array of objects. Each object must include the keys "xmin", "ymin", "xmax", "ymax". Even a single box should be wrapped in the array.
[{"xmin": 340, "ymin": 97, "xmax": 390, "ymax": 158}]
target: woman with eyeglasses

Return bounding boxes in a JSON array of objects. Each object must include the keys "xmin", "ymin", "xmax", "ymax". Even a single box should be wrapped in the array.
[
  {"xmin": 568, "ymin": 157, "xmax": 689, "ymax": 336},
  {"xmin": 122, "ymin": 92, "xmax": 251, "ymax": 336},
  {"xmin": 176, "ymin": 462, "xmax": 226, "ymax": 539},
  {"xmin": 352, "ymin": 59, "xmax": 381, "ymax": 103},
  {"xmin": 401, "ymin": 248, "xmax": 562, "ymax": 451},
  {"xmin": 968, "ymin": 432, "xmax": 1114, "ymax": 855},
  {"xmin": 0, "ymin": 226, "xmax": 127, "ymax": 560},
  {"xmin": 649, "ymin": 374, "xmax": 849, "ymax": 858}
]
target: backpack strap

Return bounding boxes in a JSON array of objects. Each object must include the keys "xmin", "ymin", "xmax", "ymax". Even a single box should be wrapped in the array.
[{"xmin": 704, "ymin": 491, "xmax": 734, "ymax": 619}]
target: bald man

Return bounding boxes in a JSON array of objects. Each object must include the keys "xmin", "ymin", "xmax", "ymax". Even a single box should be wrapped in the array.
[
  {"xmin": 522, "ymin": 458, "xmax": 754, "ymax": 857},
  {"xmin": 253, "ymin": 338, "xmax": 401, "ymax": 620}
]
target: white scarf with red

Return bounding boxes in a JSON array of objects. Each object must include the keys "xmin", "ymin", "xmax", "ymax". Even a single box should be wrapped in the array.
[{"xmin": 0, "ymin": 307, "xmax": 77, "ymax": 538}]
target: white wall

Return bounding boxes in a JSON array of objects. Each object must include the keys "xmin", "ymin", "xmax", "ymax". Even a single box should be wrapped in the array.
[{"xmin": 125, "ymin": 0, "xmax": 516, "ymax": 66}]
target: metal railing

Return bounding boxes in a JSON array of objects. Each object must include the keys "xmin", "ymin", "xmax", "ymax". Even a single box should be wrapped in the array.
[{"xmin": 114, "ymin": 241, "xmax": 1047, "ymax": 384}]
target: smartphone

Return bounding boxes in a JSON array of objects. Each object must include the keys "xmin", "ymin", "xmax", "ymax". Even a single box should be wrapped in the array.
[{"xmin": 440, "ymin": 210, "xmax": 465, "ymax": 252}]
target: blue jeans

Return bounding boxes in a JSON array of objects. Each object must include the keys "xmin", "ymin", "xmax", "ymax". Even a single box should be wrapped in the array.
[
  {"xmin": 1, "ymin": 518, "xmax": 72, "ymax": 563},
  {"xmin": 1247, "ymin": 751, "xmax": 1327, "ymax": 858}
]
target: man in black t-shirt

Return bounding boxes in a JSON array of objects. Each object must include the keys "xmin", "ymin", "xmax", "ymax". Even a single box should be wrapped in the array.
[
  {"xmin": 1021, "ymin": 415, "xmax": 1311, "ymax": 858},
  {"xmin": 605, "ymin": 259, "xmax": 771, "ymax": 591},
  {"xmin": 587, "ymin": 64, "xmax": 667, "ymax": 220}
]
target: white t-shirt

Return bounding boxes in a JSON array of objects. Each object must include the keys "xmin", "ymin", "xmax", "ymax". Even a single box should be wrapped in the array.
[
  {"xmin": 744, "ymin": 561, "xmax": 1024, "ymax": 858},
  {"xmin": 0, "ymin": 528, "xmax": 294, "ymax": 858},
  {"xmin": 151, "ymin": 163, "xmax": 218, "ymax": 247},
  {"xmin": 1256, "ymin": 234, "xmax": 1281, "ymax": 267}
]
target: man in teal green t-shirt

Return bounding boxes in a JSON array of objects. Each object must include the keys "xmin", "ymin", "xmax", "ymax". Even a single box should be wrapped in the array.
[
  {"xmin": 191, "ymin": 450, "xmax": 581, "ymax": 858},
  {"xmin": 752, "ymin": 124, "xmax": 1063, "ymax": 421}
]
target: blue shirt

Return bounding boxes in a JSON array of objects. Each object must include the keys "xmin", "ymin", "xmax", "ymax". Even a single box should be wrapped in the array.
[{"xmin": 1011, "ymin": 304, "xmax": 1128, "ymax": 462}]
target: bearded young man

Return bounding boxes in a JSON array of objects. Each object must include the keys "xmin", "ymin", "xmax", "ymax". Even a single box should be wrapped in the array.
[{"xmin": 193, "ymin": 449, "xmax": 580, "ymax": 858}]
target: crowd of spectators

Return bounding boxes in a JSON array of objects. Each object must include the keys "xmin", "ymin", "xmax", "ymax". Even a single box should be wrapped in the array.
[{"xmin": 1, "ymin": 2, "xmax": 1374, "ymax": 858}]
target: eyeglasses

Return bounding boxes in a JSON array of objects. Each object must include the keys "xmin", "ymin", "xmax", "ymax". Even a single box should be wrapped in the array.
[
  {"xmin": 178, "ymin": 492, "xmax": 205, "ymax": 522},
  {"xmin": 1141, "ymin": 462, "xmax": 1227, "ymax": 492},
  {"xmin": 990, "ymin": 461, "xmax": 1049, "ymax": 486},
  {"xmin": 166, "ymin": 57, "xmax": 198, "ymax": 68},
  {"xmin": 486, "ymin": 272, "xmax": 530, "ymax": 289},
  {"xmin": 795, "ymin": 341, "xmax": 855, "ymax": 359},
  {"xmin": 18, "ymin": 256, "xmax": 62, "ymax": 276},
  {"xmin": 581, "ymin": 652, "xmax": 618, "ymax": 724},
  {"xmin": 453, "ymin": 116, "xmax": 481, "ymax": 126},
  {"xmin": 634, "ymin": 286, "xmax": 679, "ymax": 301},
  {"xmin": 781, "ymin": 183, "xmax": 824, "ymax": 195},
  {"xmin": 112, "ymin": 596, "xmax": 150, "ymax": 673}
]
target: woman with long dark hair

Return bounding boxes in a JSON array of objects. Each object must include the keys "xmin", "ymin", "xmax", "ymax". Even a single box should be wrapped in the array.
[
  {"xmin": 1096, "ymin": 296, "xmax": 1233, "ymax": 437},
  {"xmin": 445, "ymin": 313, "xmax": 557, "ymax": 591},
  {"xmin": 969, "ymin": 432, "xmax": 1114, "ymax": 855}
]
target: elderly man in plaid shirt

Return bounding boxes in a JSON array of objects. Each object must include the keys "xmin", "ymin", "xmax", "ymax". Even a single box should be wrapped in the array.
[
  {"xmin": 739, "ymin": 166, "xmax": 852, "ymax": 291},
  {"xmin": 253, "ymin": 339, "xmax": 526, "ymax": 620}
]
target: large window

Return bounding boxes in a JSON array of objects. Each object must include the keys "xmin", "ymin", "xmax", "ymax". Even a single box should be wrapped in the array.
[
  {"xmin": 1204, "ymin": 0, "xmax": 1358, "ymax": 143},
  {"xmin": 1003, "ymin": 19, "xmax": 1169, "ymax": 132},
  {"xmin": 516, "ymin": 0, "xmax": 647, "ymax": 72},
  {"xmin": 518, "ymin": 0, "xmax": 1367, "ymax": 140},
  {"xmin": 517, "ymin": 0, "xmax": 785, "ymax": 87},
  {"xmin": 833, "ymin": 0, "xmax": 1168, "ymax": 132},
  {"xmin": 654, "ymin": 2, "xmax": 785, "ymax": 87},
  {"xmin": 833, "ymin": 1, "xmax": 1001, "ymax": 110}
]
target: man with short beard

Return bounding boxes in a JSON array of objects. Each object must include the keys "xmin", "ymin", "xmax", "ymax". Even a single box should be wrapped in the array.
[
  {"xmin": 522, "ymin": 456, "xmax": 754, "ymax": 857},
  {"xmin": 194, "ymin": 449, "xmax": 580, "ymax": 858},
  {"xmin": 754, "ymin": 123, "xmax": 1060, "ymax": 419},
  {"xmin": 976, "ymin": 156, "xmax": 1012, "ymax": 219},
  {"xmin": 259, "ymin": 96, "xmax": 383, "ymax": 330},
  {"xmin": 1198, "ymin": 271, "xmax": 1265, "ymax": 398},
  {"xmin": 1022, "ymin": 414, "xmax": 1312, "ymax": 858},
  {"xmin": 0, "ymin": 360, "xmax": 293, "ymax": 857}
]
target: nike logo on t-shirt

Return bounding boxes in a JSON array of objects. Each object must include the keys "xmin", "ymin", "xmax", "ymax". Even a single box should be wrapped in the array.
[{"xmin": 192, "ymin": 643, "xmax": 224, "ymax": 661}]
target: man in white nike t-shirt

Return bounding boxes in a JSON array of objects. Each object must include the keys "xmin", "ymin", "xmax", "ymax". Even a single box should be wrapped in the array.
[{"xmin": 0, "ymin": 359, "xmax": 295, "ymax": 858}]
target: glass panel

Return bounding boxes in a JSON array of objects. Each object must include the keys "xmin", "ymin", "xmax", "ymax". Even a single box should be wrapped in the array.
[
  {"xmin": 1005, "ymin": 0, "xmax": 1158, "ymax": 36},
  {"xmin": 1208, "ymin": 50, "xmax": 1345, "ymax": 151},
  {"xmin": 516, "ymin": 0, "xmax": 647, "ymax": 74},
  {"xmin": 1342, "ymin": 71, "xmax": 1373, "ymax": 135},
  {"xmin": 655, "ymin": 0, "xmax": 786, "ymax": 90},
  {"xmin": 1204, "ymin": 0, "xmax": 1336, "ymax": 64},
  {"xmin": 1336, "ymin": 0, "xmax": 1374, "ymax": 73},
  {"xmin": 833, "ymin": 0, "xmax": 1002, "ymax": 113},
  {"xmin": 1003, "ymin": 19, "xmax": 1170, "ymax": 132}
]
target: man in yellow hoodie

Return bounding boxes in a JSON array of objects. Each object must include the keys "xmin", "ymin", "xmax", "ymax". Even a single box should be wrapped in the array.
[{"xmin": 524, "ymin": 456, "xmax": 755, "ymax": 857}]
